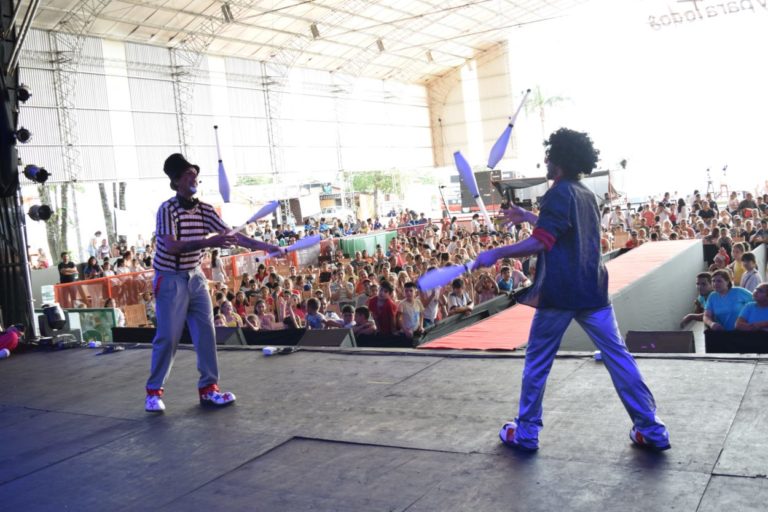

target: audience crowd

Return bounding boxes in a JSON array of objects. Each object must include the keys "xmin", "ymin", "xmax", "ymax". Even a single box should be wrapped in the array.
[{"xmin": 42, "ymin": 188, "xmax": 768, "ymax": 339}]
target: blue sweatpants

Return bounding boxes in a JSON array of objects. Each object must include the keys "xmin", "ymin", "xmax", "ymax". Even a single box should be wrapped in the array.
[
  {"xmin": 513, "ymin": 305, "xmax": 669, "ymax": 449},
  {"xmin": 146, "ymin": 268, "xmax": 219, "ymax": 392}
]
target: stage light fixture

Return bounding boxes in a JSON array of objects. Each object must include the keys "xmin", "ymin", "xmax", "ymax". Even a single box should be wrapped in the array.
[
  {"xmin": 15, "ymin": 127, "xmax": 31, "ymax": 143},
  {"xmin": 221, "ymin": 3, "xmax": 234, "ymax": 23},
  {"xmin": 23, "ymin": 164, "xmax": 50, "ymax": 184},
  {"xmin": 17, "ymin": 84, "xmax": 31, "ymax": 103},
  {"xmin": 28, "ymin": 204, "xmax": 53, "ymax": 222},
  {"xmin": 310, "ymin": 23, "xmax": 320, "ymax": 39}
]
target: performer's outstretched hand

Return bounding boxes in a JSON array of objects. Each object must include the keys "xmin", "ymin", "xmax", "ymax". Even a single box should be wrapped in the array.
[
  {"xmin": 498, "ymin": 205, "xmax": 536, "ymax": 226},
  {"xmin": 474, "ymin": 248, "xmax": 499, "ymax": 269},
  {"xmin": 210, "ymin": 233, "xmax": 237, "ymax": 248}
]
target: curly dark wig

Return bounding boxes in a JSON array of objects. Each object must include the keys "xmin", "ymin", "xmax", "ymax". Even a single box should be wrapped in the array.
[{"xmin": 544, "ymin": 128, "xmax": 600, "ymax": 179}]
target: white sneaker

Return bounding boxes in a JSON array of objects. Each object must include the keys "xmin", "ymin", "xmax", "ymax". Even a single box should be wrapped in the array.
[{"xmin": 145, "ymin": 395, "xmax": 166, "ymax": 413}]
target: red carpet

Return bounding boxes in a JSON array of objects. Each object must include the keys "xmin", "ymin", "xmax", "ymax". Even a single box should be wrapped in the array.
[{"xmin": 418, "ymin": 240, "xmax": 700, "ymax": 351}]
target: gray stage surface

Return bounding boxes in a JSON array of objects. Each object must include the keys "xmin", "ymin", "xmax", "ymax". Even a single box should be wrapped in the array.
[{"xmin": 2, "ymin": 346, "xmax": 768, "ymax": 511}]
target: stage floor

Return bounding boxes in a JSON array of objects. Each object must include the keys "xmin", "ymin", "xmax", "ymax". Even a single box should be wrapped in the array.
[{"xmin": 2, "ymin": 346, "xmax": 768, "ymax": 511}]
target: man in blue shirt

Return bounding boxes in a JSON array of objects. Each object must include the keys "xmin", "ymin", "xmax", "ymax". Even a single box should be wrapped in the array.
[{"xmin": 476, "ymin": 128, "xmax": 670, "ymax": 452}]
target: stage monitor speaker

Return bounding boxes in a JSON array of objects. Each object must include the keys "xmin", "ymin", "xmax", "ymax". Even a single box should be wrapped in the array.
[
  {"xmin": 298, "ymin": 328, "xmax": 356, "ymax": 348},
  {"xmin": 625, "ymin": 331, "xmax": 695, "ymax": 353},
  {"xmin": 112, "ymin": 327, "xmax": 157, "ymax": 343},
  {"xmin": 705, "ymin": 330, "xmax": 768, "ymax": 354},
  {"xmin": 243, "ymin": 328, "xmax": 306, "ymax": 346},
  {"xmin": 112, "ymin": 327, "xmax": 245, "ymax": 345},
  {"xmin": 180, "ymin": 327, "xmax": 245, "ymax": 346}
]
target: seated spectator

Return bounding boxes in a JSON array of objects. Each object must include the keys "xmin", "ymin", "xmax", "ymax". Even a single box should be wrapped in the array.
[
  {"xmin": 238, "ymin": 272, "xmax": 251, "ymax": 292},
  {"xmin": 254, "ymin": 299, "xmax": 276, "ymax": 331},
  {"xmin": 367, "ymin": 280, "xmax": 398, "ymax": 335},
  {"xmin": 420, "ymin": 270, "xmax": 441, "ymax": 328},
  {"xmin": 353, "ymin": 306, "xmax": 377, "ymax": 336},
  {"xmin": 475, "ymin": 273, "xmax": 499, "ymax": 304},
  {"xmin": 339, "ymin": 305, "xmax": 355, "ymax": 328},
  {"xmin": 304, "ymin": 298, "xmax": 327, "ymax": 330},
  {"xmin": 448, "ymin": 278, "xmax": 473, "ymax": 316},
  {"xmin": 709, "ymin": 252, "xmax": 728, "ymax": 272},
  {"xmin": 729, "ymin": 242, "xmax": 747, "ymax": 285},
  {"xmin": 738, "ymin": 192, "xmax": 758, "ymax": 217},
  {"xmin": 736, "ymin": 283, "xmax": 768, "ymax": 331},
  {"xmin": 244, "ymin": 314, "xmax": 260, "ymax": 331},
  {"xmin": 104, "ymin": 298, "xmax": 126, "ymax": 327},
  {"xmin": 140, "ymin": 291, "xmax": 156, "ymax": 326},
  {"xmin": 83, "ymin": 256, "xmax": 103, "ymax": 280},
  {"xmin": 704, "ymin": 269, "xmax": 753, "ymax": 331},
  {"xmin": 319, "ymin": 297, "xmax": 342, "ymax": 325},
  {"xmin": 680, "ymin": 272, "xmax": 714, "ymax": 327},
  {"xmin": 219, "ymin": 300, "xmax": 243, "ymax": 327},
  {"xmin": 750, "ymin": 219, "xmax": 768, "ymax": 248},
  {"xmin": 397, "ymin": 282, "xmax": 424, "ymax": 339},
  {"xmin": 233, "ymin": 291, "xmax": 249, "ymax": 318},
  {"xmin": 740, "ymin": 252, "xmax": 761, "ymax": 292},
  {"xmin": 214, "ymin": 313, "xmax": 226, "ymax": 327},
  {"xmin": 624, "ymin": 230, "xmax": 642, "ymax": 249}
]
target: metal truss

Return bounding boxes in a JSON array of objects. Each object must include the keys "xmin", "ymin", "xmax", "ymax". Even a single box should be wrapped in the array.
[{"xmin": 48, "ymin": 0, "xmax": 110, "ymax": 258}]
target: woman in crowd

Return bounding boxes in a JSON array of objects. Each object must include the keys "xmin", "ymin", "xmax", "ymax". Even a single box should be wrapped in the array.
[
  {"xmin": 84, "ymin": 256, "xmax": 103, "ymax": 280},
  {"xmin": 233, "ymin": 291, "xmax": 249, "ymax": 318},
  {"xmin": 704, "ymin": 269, "xmax": 753, "ymax": 331},
  {"xmin": 104, "ymin": 297, "xmax": 126, "ymax": 327},
  {"xmin": 254, "ymin": 264, "xmax": 269, "ymax": 286},
  {"xmin": 252, "ymin": 299, "xmax": 274, "ymax": 330},
  {"xmin": 243, "ymin": 313, "xmax": 260, "ymax": 331},
  {"xmin": 219, "ymin": 300, "xmax": 243, "ymax": 327},
  {"xmin": 474, "ymin": 273, "xmax": 500, "ymax": 304},
  {"xmin": 729, "ymin": 242, "xmax": 747, "ymax": 285},
  {"xmin": 211, "ymin": 249, "xmax": 227, "ymax": 283},
  {"xmin": 736, "ymin": 283, "xmax": 768, "ymax": 331}
]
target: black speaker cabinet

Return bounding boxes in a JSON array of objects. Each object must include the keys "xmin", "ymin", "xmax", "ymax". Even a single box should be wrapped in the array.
[
  {"xmin": 242, "ymin": 328, "xmax": 307, "ymax": 346},
  {"xmin": 705, "ymin": 330, "xmax": 768, "ymax": 353},
  {"xmin": 298, "ymin": 328, "xmax": 357, "ymax": 348},
  {"xmin": 111, "ymin": 327, "xmax": 245, "ymax": 346},
  {"xmin": 112, "ymin": 327, "xmax": 156, "ymax": 343},
  {"xmin": 625, "ymin": 331, "xmax": 695, "ymax": 353}
]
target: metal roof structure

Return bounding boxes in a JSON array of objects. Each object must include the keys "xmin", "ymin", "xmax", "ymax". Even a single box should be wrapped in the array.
[{"xmin": 23, "ymin": 0, "xmax": 592, "ymax": 84}]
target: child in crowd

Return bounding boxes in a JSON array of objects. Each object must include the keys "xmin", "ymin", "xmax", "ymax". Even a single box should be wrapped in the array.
[
  {"xmin": 304, "ymin": 298, "xmax": 327, "ymax": 330},
  {"xmin": 447, "ymin": 278, "xmax": 473, "ymax": 316},
  {"xmin": 352, "ymin": 306, "xmax": 377, "ymax": 336},
  {"xmin": 397, "ymin": 282, "xmax": 424, "ymax": 339}
]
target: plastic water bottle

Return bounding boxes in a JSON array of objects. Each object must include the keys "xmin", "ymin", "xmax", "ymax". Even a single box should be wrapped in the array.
[
  {"xmin": 263, "ymin": 346, "xmax": 278, "ymax": 356},
  {"xmin": 88, "ymin": 341, "xmax": 102, "ymax": 348},
  {"xmin": 0, "ymin": 348, "xmax": 10, "ymax": 360}
]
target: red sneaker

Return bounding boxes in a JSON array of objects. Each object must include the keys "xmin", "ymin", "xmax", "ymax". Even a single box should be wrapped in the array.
[
  {"xmin": 630, "ymin": 427, "xmax": 671, "ymax": 451},
  {"xmin": 199, "ymin": 384, "xmax": 236, "ymax": 408},
  {"xmin": 499, "ymin": 421, "xmax": 538, "ymax": 452}
]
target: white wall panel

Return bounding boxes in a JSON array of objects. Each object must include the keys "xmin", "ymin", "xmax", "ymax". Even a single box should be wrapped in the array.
[
  {"xmin": 79, "ymin": 146, "xmax": 117, "ymax": 181},
  {"xmin": 73, "ymin": 73, "xmax": 110, "ymax": 110},
  {"xmin": 132, "ymin": 113, "xmax": 180, "ymax": 146},
  {"xmin": 128, "ymin": 78, "xmax": 176, "ymax": 113},
  {"xmin": 227, "ymin": 87, "xmax": 266, "ymax": 118},
  {"xmin": 74, "ymin": 110, "xmax": 113, "ymax": 145},
  {"xmin": 136, "ymin": 146, "xmax": 184, "ymax": 179},
  {"xmin": 229, "ymin": 117, "xmax": 270, "ymax": 147}
]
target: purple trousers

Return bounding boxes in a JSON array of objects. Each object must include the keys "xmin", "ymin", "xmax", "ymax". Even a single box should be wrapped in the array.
[{"xmin": 513, "ymin": 305, "xmax": 669, "ymax": 449}]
